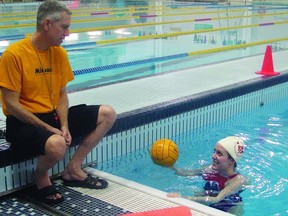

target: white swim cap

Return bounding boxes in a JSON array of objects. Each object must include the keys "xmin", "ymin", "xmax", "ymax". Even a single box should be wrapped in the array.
[{"xmin": 217, "ymin": 136, "xmax": 244, "ymax": 162}]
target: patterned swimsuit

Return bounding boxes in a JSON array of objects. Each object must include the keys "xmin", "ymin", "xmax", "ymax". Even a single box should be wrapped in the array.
[{"xmin": 202, "ymin": 172, "xmax": 243, "ymax": 212}]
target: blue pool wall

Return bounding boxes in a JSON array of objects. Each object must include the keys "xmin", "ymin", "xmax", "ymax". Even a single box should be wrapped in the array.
[
  {"xmin": 109, "ymin": 71, "xmax": 288, "ymax": 134},
  {"xmin": 1, "ymin": 71, "xmax": 288, "ymax": 195}
]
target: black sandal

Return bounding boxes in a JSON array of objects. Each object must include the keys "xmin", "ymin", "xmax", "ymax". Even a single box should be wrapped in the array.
[
  {"xmin": 62, "ymin": 174, "xmax": 108, "ymax": 189},
  {"xmin": 0, "ymin": 130, "xmax": 5, "ymax": 139},
  {"xmin": 36, "ymin": 184, "xmax": 64, "ymax": 205}
]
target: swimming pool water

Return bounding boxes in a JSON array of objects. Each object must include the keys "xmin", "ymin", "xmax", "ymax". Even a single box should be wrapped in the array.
[
  {"xmin": 66, "ymin": 43, "xmax": 275, "ymax": 91},
  {"xmin": 98, "ymin": 97, "xmax": 288, "ymax": 216},
  {"xmin": 2, "ymin": 4, "xmax": 288, "ymax": 91}
]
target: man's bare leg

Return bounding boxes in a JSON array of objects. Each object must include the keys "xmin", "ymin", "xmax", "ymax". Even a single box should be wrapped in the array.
[
  {"xmin": 62, "ymin": 105, "xmax": 116, "ymax": 181},
  {"xmin": 34, "ymin": 134, "xmax": 67, "ymax": 200}
]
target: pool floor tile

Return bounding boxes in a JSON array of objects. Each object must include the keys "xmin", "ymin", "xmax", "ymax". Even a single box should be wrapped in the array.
[
  {"xmin": 15, "ymin": 182, "xmax": 132, "ymax": 216},
  {"xmin": 0, "ymin": 196, "xmax": 53, "ymax": 216}
]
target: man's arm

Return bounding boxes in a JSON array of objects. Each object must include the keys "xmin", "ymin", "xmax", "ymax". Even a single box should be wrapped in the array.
[
  {"xmin": 55, "ymin": 87, "xmax": 71, "ymax": 145},
  {"xmin": 1, "ymin": 87, "xmax": 61, "ymax": 134},
  {"xmin": 55, "ymin": 87, "xmax": 69, "ymax": 129}
]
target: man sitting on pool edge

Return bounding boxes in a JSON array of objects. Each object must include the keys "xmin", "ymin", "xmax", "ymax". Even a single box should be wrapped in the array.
[
  {"xmin": 167, "ymin": 136, "xmax": 248, "ymax": 215},
  {"xmin": 0, "ymin": 0, "xmax": 117, "ymax": 205}
]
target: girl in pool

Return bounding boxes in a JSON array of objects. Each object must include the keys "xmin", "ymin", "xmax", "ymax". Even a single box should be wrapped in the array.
[{"xmin": 167, "ymin": 136, "xmax": 248, "ymax": 215}]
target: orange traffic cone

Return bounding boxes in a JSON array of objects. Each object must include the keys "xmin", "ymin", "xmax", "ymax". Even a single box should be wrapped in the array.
[{"xmin": 256, "ymin": 45, "xmax": 280, "ymax": 76}]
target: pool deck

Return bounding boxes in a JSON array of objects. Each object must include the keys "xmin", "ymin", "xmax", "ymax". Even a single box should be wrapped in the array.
[
  {"xmin": 1, "ymin": 49, "xmax": 288, "ymax": 216},
  {"xmin": 67, "ymin": 49, "xmax": 288, "ymax": 114}
]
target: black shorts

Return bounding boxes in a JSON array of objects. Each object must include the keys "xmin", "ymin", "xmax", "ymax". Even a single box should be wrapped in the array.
[{"xmin": 6, "ymin": 104, "xmax": 100, "ymax": 158}]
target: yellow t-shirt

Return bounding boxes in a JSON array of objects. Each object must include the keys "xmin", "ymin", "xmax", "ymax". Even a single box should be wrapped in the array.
[{"xmin": 0, "ymin": 38, "xmax": 74, "ymax": 115}]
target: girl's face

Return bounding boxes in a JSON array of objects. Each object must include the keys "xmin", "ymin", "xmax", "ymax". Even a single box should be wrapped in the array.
[{"xmin": 211, "ymin": 143, "xmax": 234, "ymax": 173}]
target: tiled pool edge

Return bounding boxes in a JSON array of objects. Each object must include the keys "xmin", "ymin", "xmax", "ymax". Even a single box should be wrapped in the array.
[
  {"xmin": 109, "ymin": 71, "xmax": 288, "ymax": 135},
  {"xmin": 90, "ymin": 72, "xmax": 288, "ymax": 166},
  {"xmin": 84, "ymin": 167, "xmax": 233, "ymax": 216}
]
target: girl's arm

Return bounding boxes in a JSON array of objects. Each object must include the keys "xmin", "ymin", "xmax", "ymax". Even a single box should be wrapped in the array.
[
  {"xmin": 176, "ymin": 175, "xmax": 247, "ymax": 205},
  {"xmin": 170, "ymin": 165, "xmax": 210, "ymax": 176}
]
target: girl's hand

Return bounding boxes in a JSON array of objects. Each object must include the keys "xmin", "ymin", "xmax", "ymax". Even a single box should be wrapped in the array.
[{"xmin": 167, "ymin": 193, "xmax": 181, "ymax": 198}]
